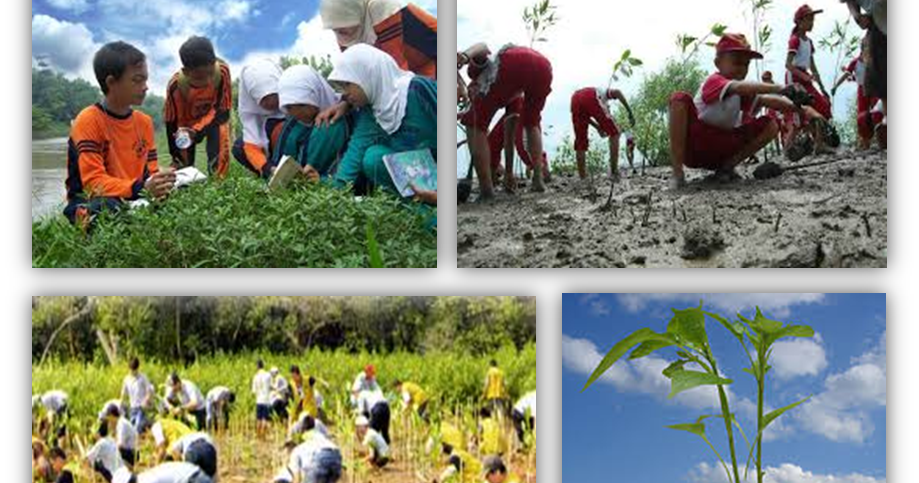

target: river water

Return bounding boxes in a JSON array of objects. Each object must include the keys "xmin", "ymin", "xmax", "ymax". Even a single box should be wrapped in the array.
[{"xmin": 32, "ymin": 137, "xmax": 68, "ymax": 221}]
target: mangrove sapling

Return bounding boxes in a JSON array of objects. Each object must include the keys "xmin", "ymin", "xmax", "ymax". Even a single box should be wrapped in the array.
[{"xmin": 582, "ymin": 304, "xmax": 815, "ymax": 483}]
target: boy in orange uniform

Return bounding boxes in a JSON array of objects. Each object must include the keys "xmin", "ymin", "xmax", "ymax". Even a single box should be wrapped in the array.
[
  {"xmin": 164, "ymin": 36, "xmax": 233, "ymax": 178},
  {"xmin": 64, "ymin": 41, "xmax": 175, "ymax": 226}
]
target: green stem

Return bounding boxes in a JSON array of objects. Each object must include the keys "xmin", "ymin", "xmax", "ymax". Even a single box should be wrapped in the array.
[
  {"xmin": 710, "ymin": 357, "xmax": 741, "ymax": 483},
  {"xmin": 756, "ymin": 364, "xmax": 765, "ymax": 483},
  {"xmin": 702, "ymin": 435, "xmax": 732, "ymax": 483}
]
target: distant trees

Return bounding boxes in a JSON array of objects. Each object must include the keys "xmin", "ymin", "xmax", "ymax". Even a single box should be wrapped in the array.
[
  {"xmin": 32, "ymin": 67, "xmax": 165, "ymax": 139},
  {"xmin": 32, "ymin": 296, "xmax": 538, "ymax": 365}
]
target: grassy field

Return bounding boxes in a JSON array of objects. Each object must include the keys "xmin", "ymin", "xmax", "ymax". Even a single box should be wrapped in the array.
[
  {"xmin": 31, "ymin": 142, "xmax": 438, "ymax": 267},
  {"xmin": 32, "ymin": 347, "xmax": 536, "ymax": 482}
]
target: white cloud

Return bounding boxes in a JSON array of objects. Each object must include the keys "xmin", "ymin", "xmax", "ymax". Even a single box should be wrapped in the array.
[
  {"xmin": 689, "ymin": 462, "xmax": 885, "ymax": 483},
  {"xmin": 46, "ymin": 0, "xmax": 90, "ymax": 13},
  {"xmin": 796, "ymin": 331, "xmax": 886, "ymax": 443},
  {"xmin": 615, "ymin": 293, "xmax": 825, "ymax": 317},
  {"xmin": 289, "ymin": 16, "xmax": 343, "ymax": 61},
  {"xmin": 31, "ymin": 15, "xmax": 98, "ymax": 77},
  {"xmin": 562, "ymin": 334, "xmax": 730, "ymax": 410},
  {"xmin": 220, "ymin": 0, "xmax": 252, "ymax": 22},
  {"xmin": 578, "ymin": 294, "xmax": 611, "ymax": 316},
  {"xmin": 770, "ymin": 333, "xmax": 828, "ymax": 380}
]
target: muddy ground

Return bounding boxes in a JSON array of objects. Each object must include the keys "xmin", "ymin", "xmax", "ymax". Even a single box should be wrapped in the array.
[{"xmin": 457, "ymin": 149, "xmax": 887, "ymax": 268}]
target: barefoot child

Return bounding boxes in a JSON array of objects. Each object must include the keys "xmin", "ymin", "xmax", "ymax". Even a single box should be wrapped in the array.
[
  {"xmin": 668, "ymin": 33, "xmax": 829, "ymax": 189},
  {"xmin": 487, "ymin": 97, "xmax": 549, "ymax": 192},
  {"xmin": 458, "ymin": 43, "xmax": 553, "ymax": 199},
  {"xmin": 831, "ymin": 37, "xmax": 884, "ymax": 149},
  {"xmin": 786, "ymin": 5, "xmax": 833, "ymax": 121},
  {"xmin": 570, "ymin": 87, "xmax": 635, "ymax": 181},
  {"xmin": 842, "ymin": 0, "xmax": 886, "ymax": 146}
]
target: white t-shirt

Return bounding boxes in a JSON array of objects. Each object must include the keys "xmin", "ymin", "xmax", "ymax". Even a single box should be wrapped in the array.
[
  {"xmin": 207, "ymin": 386, "xmax": 232, "ymax": 406},
  {"xmin": 40, "ymin": 390, "xmax": 68, "ymax": 413},
  {"xmin": 86, "ymin": 438, "xmax": 124, "ymax": 476},
  {"xmin": 288, "ymin": 433, "xmax": 339, "ymax": 477},
  {"xmin": 116, "ymin": 417, "xmax": 139, "ymax": 450},
  {"xmin": 169, "ymin": 432, "xmax": 213, "ymax": 457},
  {"xmin": 289, "ymin": 414, "xmax": 330, "ymax": 440},
  {"xmin": 788, "ymin": 33, "xmax": 815, "ymax": 72},
  {"xmin": 253, "ymin": 370, "xmax": 273, "ymax": 406},
  {"xmin": 271, "ymin": 375, "xmax": 290, "ymax": 403},
  {"xmin": 363, "ymin": 428, "xmax": 390, "ymax": 458},
  {"xmin": 137, "ymin": 462, "xmax": 203, "ymax": 483},
  {"xmin": 515, "ymin": 391, "xmax": 537, "ymax": 418},
  {"xmin": 167, "ymin": 380, "xmax": 204, "ymax": 410},
  {"xmin": 122, "ymin": 373, "xmax": 152, "ymax": 409},
  {"xmin": 352, "ymin": 373, "xmax": 381, "ymax": 394},
  {"xmin": 357, "ymin": 389, "xmax": 386, "ymax": 415}
]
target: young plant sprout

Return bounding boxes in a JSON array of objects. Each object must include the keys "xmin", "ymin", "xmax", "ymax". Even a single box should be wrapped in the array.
[{"xmin": 582, "ymin": 302, "xmax": 815, "ymax": 483}]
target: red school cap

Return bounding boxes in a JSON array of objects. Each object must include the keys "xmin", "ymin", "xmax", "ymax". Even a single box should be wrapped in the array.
[
  {"xmin": 795, "ymin": 4, "xmax": 824, "ymax": 23},
  {"xmin": 716, "ymin": 33, "xmax": 764, "ymax": 59}
]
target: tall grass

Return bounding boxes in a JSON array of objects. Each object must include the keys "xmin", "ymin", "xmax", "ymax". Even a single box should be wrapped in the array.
[{"xmin": 31, "ymin": 172, "xmax": 436, "ymax": 268}]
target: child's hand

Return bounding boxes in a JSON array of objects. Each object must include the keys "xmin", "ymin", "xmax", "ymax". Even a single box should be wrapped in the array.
[
  {"xmin": 856, "ymin": 13, "xmax": 872, "ymax": 30},
  {"xmin": 302, "ymin": 165, "xmax": 321, "ymax": 183},
  {"xmin": 316, "ymin": 102, "xmax": 349, "ymax": 127},
  {"xmin": 145, "ymin": 170, "xmax": 177, "ymax": 200},
  {"xmin": 410, "ymin": 183, "xmax": 437, "ymax": 205}
]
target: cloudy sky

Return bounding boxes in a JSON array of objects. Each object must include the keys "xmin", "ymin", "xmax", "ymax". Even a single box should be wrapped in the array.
[
  {"xmin": 31, "ymin": 0, "xmax": 437, "ymax": 96},
  {"xmin": 562, "ymin": 293, "xmax": 886, "ymax": 483},
  {"xmin": 457, "ymin": 0, "xmax": 864, "ymax": 160}
]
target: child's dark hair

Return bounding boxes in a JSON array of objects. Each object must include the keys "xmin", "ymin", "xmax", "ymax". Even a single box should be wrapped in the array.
[
  {"xmin": 93, "ymin": 41, "xmax": 146, "ymax": 94},
  {"xmin": 129, "ymin": 357, "xmax": 140, "ymax": 371},
  {"xmin": 49, "ymin": 447, "xmax": 67, "ymax": 461},
  {"xmin": 179, "ymin": 36, "xmax": 217, "ymax": 70},
  {"xmin": 484, "ymin": 456, "xmax": 508, "ymax": 475}
]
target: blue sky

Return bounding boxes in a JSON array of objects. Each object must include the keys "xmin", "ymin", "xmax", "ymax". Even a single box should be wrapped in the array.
[
  {"xmin": 32, "ymin": 0, "xmax": 437, "ymax": 95},
  {"xmin": 562, "ymin": 293, "xmax": 886, "ymax": 483}
]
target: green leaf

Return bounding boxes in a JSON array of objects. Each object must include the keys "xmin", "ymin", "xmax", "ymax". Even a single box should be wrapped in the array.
[
  {"xmin": 666, "ymin": 369, "xmax": 732, "ymax": 399},
  {"xmin": 668, "ymin": 307, "xmax": 708, "ymax": 348},
  {"xmin": 582, "ymin": 328, "xmax": 669, "ymax": 391},
  {"xmin": 705, "ymin": 310, "xmax": 744, "ymax": 343},
  {"xmin": 630, "ymin": 338, "xmax": 676, "ymax": 359},
  {"xmin": 763, "ymin": 396, "xmax": 811, "ymax": 429},
  {"xmin": 667, "ymin": 414, "xmax": 714, "ymax": 437},
  {"xmin": 662, "ymin": 360, "xmax": 689, "ymax": 377},
  {"xmin": 749, "ymin": 307, "xmax": 784, "ymax": 335},
  {"xmin": 667, "ymin": 422, "xmax": 706, "ymax": 437}
]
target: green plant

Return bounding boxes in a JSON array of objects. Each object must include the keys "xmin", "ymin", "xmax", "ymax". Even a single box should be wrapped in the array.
[
  {"xmin": 582, "ymin": 303, "xmax": 815, "ymax": 483},
  {"xmin": 820, "ymin": 19, "xmax": 861, "ymax": 105},
  {"xmin": 32, "ymin": 170, "xmax": 437, "ymax": 268},
  {"xmin": 741, "ymin": 0, "xmax": 774, "ymax": 79},
  {"xmin": 609, "ymin": 49, "xmax": 644, "ymax": 87},
  {"xmin": 522, "ymin": 0, "xmax": 559, "ymax": 48},
  {"xmin": 677, "ymin": 23, "xmax": 728, "ymax": 64}
]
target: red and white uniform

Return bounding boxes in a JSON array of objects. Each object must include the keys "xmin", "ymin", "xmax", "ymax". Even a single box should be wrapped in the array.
[
  {"xmin": 487, "ymin": 97, "xmax": 547, "ymax": 171},
  {"xmin": 786, "ymin": 33, "xmax": 832, "ymax": 119},
  {"xmin": 669, "ymin": 72, "xmax": 774, "ymax": 170},
  {"xmin": 571, "ymin": 87, "xmax": 620, "ymax": 152},
  {"xmin": 461, "ymin": 45, "xmax": 553, "ymax": 131}
]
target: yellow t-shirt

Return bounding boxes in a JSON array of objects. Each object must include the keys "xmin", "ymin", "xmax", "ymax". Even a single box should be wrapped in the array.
[
  {"xmin": 485, "ymin": 367, "xmax": 506, "ymax": 400},
  {"xmin": 403, "ymin": 382, "xmax": 429, "ymax": 409},
  {"xmin": 451, "ymin": 449, "xmax": 482, "ymax": 483},
  {"xmin": 154, "ymin": 419, "xmax": 193, "ymax": 447},
  {"xmin": 480, "ymin": 417, "xmax": 507, "ymax": 456}
]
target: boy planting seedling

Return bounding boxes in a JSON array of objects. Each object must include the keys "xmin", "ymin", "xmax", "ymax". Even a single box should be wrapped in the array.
[
  {"xmin": 570, "ymin": 86, "xmax": 635, "ymax": 182},
  {"xmin": 487, "ymin": 97, "xmax": 550, "ymax": 193}
]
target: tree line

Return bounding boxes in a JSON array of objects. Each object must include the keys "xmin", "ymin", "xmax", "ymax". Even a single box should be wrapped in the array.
[{"xmin": 32, "ymin": 296, "xmax": 537, "ymax": 365}]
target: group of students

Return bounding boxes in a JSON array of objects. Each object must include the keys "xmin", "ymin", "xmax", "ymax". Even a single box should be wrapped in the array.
[
  {"xmin": 458, "ymin": 1, "xmax": 887, "ymax": 201},
  {"xmin": 32, "ymin": 358, "xmax": 228, "ymax": 483},
  {"xmin": 63, "ymin": 0, "xmax": 437, "ymax": 228}
]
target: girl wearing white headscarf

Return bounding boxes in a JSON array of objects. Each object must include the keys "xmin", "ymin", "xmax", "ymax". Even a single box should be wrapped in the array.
[
  {"xmin": 327, "ymin": 44, "xmax": 436, "ymax": 194},
  {"xmin": 233, "ymin": 58, "xmax": 286, "ymax": 178},
  {"xmin": 319, "ymin": 0, "xmax": 437, "ymax": 79},
  {"xmin": 271, "ymin": 65, "xmax": 351, "ymax": 179}
]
